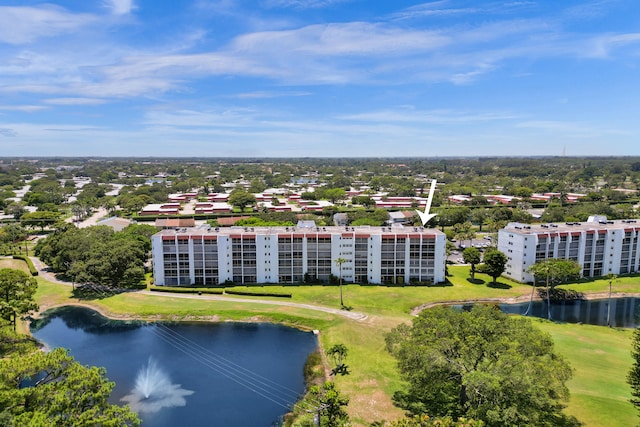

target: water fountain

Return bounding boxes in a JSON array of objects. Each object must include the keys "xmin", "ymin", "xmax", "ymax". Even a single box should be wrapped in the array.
[
  {"xmin": 121, "ymin": 356, "xmax": 194, "ymax": 413},
  {"xmin": 134, "ymin": 357, "xmax": 172, "ymax": 399}
]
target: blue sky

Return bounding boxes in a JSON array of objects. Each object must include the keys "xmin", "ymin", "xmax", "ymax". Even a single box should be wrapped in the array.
[{"xmin": 1, "ymin": 0, "xmax": 639, "ymax": 157}]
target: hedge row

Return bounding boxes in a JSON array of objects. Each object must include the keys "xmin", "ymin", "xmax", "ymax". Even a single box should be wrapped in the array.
[
  {"xmin": 224, "ymin": 289, "xmax": 292, "ymax": 298},
  {"xmin": 13, "ymin": 255, "xmax": 38, "ymax": 276},
  {"xmin": 149, "ymin": 286, "xmax": 224, "ymax": 295}
]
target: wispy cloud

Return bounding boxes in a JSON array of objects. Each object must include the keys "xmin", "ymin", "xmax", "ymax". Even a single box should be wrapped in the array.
[
  {"xmin": 0, "ymin": 5, "xmax": 96, "ymax": 44},
  {"xmin": 564, "ymin": 0, "xmax": 620, "ymax": 20},
  {"xmin": 44, "ymin": 98, "xmax": 108, "ymax": 106},
  {"xmin": 233, "ymin": 91, "xmax": 311, "ymax": 99},
  {"xmin": 0, "ymin": 105, "xmax": 48, "ymax": 112},
  {"xmin": 392, "ymin": 1, "xmax": 480, "ymax": 20},
  {"xmin": 263, "ymin": 0, "xmax": 351, "ymax": 9},
  {"xmin": 339, "ymin": 108, "xmax": 521, "ymax": 124},
  {"xmin": 104, "ymin": 0, "xmax": 136, "ymax": 15}
]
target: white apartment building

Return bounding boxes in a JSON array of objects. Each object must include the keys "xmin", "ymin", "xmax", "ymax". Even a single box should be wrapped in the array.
[
  {"xmin": 151, "ymin": 222, "xmax": 446, "ymax": 286},
  {"xmin": 498, "ymin": 216, "xmax": 640, "ymax": 283}
]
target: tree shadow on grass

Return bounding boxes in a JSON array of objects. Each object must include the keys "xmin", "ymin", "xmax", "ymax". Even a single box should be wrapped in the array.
[
  {"xmin": 466, "ymin": 278, "xmax": 486, "ymax": 285},
  {"xmin": 72, "ymin": 284, "xmax": 124, "ymax": 301},
  {"xmin": 487, "ymin": 281, "xmax": 512, "ymax": 289}
]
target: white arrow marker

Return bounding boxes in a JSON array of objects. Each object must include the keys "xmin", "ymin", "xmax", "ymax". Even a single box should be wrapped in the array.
[{"xmin": 416, "ymin": 179, "xmax": 437, "ymax": 226}]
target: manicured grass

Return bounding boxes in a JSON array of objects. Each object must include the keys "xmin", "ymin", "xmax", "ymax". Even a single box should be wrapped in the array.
[
  {"xmin": 223, "ymin": 266, "xmax": 533, "ymax": 316},
  {"xmin": 0, "ymin": 258, "xmax": 30, "ymax": 274},
  {"xmin": 560, "ymin": 274, "xmax": 640, "ymax": 295},
  {"xmin": 534, "ymin": 319, "xmax": 636, "ymax": 427}
]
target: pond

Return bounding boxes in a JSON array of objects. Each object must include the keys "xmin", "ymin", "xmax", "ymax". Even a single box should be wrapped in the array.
[
  {"xmin": 453, "ymin": 297, "xmax": 640, "ymax": 328},
  {"xmin": 30, "ymin": 306, "xmax": 318, "ymax": 427}
]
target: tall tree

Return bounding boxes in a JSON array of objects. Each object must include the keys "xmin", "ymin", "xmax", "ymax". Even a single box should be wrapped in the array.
[
  {"xmin": 452, "ymin": 221, "xmax": 475, "ymax": 248},
  {"xmin": 334, "ymin": 257, "xmax": 347, "ymax": 307},
  {"xmin": 0, "ymin": 348, "xmax": 140, "ymax": 426},
  {"xmin": 0, "ymin": 269, "xmax": 38, "ymax": 331},
  {"xmin": 324, "ymin": 188, "xmax": 346, "ymax": 204},
  {"xmin": 309, "ymin": 381, "xmax": 350, "ymax": 427},
  {"xmin": 462, "ymin": 247, "xmax": 481, "ymax": 281},
  {"xmin": 228, "ymin": 188, "xmax": 256, "ymax": 211},
  {"xmin": 386, "ymin": 305, "xmax": 575, "ymax": 427},
  {"xmin": 471, "ymin": 209, "xmax": 488, "ymax": 232},
  {"xmin": 382, "ymin": 414, "xmax": 484, "ymax": 427},
  {"xmin": 527, "ymin": 259, "xmax": 581, "ymax": 320},
  {"xmin": 481, "ymin": 249, "xmax": 507, "ymax": 285},
  {"xmin": 327, "ymin": 343, "xmax": 349, "ymax": 376}
]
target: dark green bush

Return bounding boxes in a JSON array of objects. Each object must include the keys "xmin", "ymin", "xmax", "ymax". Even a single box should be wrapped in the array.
[
  {"xmin": 13, "ymin": 255, "xmax": 38, "ymax": 276},
  {"xmin": 224, "ymin": 289, "xmax": 292, "ymax": 298},
  {"xmin": 149, "ymin": 286, "xmax": 224, "ymax": 294}
]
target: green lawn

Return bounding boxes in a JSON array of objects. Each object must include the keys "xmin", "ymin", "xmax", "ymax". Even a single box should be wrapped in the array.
[
  {"xmin": 560, "ymin": 274, "xmax": 640, "ymax": 294},
  {"xmin": 223, "ymin": 266, "xmax": 533, "ymax": 316},
  {"xmin": 534, "ymin": 320, "xmax": 636, "ymax": 427},
  {"xmin": 18, "ymin": 263, "xmax": 640, "ymax": 426}
]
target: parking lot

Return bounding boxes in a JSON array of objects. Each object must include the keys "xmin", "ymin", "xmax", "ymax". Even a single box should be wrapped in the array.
[{"xmin": 448, "ymin": 235, "xmax": 495, "ymax": 264}]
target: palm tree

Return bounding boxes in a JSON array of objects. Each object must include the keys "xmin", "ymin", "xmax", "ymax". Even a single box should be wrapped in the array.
[{"xmin": 334, "ymin": 257, "xmax": 347, "ymax": 307}]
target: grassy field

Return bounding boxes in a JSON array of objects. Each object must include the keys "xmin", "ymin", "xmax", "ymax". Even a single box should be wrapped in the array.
[
  {"xmin": 5, "ymin": 257, "xmax": 639, "ymax": 427},
  {"xmin": 535, "ymin": 320, "xmax": 636, "ymax": 427}
]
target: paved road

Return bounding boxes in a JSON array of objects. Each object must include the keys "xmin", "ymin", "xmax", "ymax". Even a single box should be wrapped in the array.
[{"xmin": 64, "ymin": 207, "xmax": 108, "ymax": 228}]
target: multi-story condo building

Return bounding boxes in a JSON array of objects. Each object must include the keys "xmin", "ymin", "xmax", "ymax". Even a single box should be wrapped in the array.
[
  {"xmin": 498, "ymin": 216, "xmax": 640, "ymax": 282},
  {"xmin": 151, "ymin": 222, "xmax": 446, "ymax": 286}
]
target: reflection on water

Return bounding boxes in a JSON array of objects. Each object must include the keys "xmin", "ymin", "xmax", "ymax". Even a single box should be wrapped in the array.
[
  {"xmin": 455, "ymin": 297, "xmax": 640, "ymax": 327},
  {"xmin": 31, "ymin": 306, "xmax": 317, "ymax": 427}
]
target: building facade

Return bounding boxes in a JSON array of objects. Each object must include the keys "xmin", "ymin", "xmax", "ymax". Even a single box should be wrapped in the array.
[
  {"xmin": 498, "ymin": 217, "xmax": 640, "ymax": 282},
  {"xmin": 152, "ymin": 223, "xmax": 446, "ymax": 286}
]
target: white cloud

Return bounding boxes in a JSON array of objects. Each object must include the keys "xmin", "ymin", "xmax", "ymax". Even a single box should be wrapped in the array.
[
  {"xmin": 339, "ymin": 108, "xmax": 521, "ymax": 124},
  {"xmin": 0, "ymin": 5, "xmax": 96, "ymax": 44},
  {"xmin": 263, "ymin": 0, "xmax": 350, "ymax": 9},
  {"xmin": 231, "ymin": 22, "xmax": 450, "ymax": 56},
  {"xmin": 0, "ymin": 105, "xmax": 48, "ymax": 113},
  {"xmin": 104, "ymin": 0, "xmax": 136, "ymax": 15},
  {"xmin": 44, "ymin": 98, "xmax": 108, "ymax": 106},
  {"xmin": 0, "ymin": 2, "xmax": 639, "ymax": 106},
  {"xmin": 233, "ymin": 91, "xmax": 311, "ymax": 99}
]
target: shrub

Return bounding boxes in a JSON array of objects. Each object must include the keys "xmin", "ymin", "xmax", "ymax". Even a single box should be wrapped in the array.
[
  {"xmin": 224, "ymin": 289, "xmax": 292, "ymax": 298},
  {"xmin": 13, "ymin": 255, "xmax": 38, "ymax": 276},
  {"xmin": 149, "ymin": 286, "xmax": 224, "ymax": 295}
]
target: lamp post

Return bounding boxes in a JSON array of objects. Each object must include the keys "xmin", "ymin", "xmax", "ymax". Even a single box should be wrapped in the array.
[{"xmin": 334, "ymin": 257, "xmax": 347, "ymax": 307}]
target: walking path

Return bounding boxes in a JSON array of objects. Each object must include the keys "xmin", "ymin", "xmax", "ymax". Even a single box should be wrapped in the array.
[
  {"xmin": 138, "ymin": 290, "xmax": 368, "ymax": 321},
  {"xmin": 30, "ymin": 256, "xmax": 368, "ymax": 321}
]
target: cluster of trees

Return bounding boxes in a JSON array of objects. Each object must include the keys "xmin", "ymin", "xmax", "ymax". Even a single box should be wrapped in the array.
[
  {"xmin": 0, "ymin": 269, "xmax": 37, "ymax": 331},
  {"xmin": 0, "ymin": 267, "xmax": 140, "ymax": 426},
  {"xmin": 460, "ymin": 247, "xmax": 508, "ymax": 285},
  {"xmin": 34, "ymin": 224, "xmax": 156, "ymax": 288},
  {"xmin": 0, "ymin": 224, "xmax": 28, "ymax": 255},
  {"xmin": 4, "ymin": 157, "xmax": 640, "ymax": 197},
  {"xmin": 2, "ymin": 157, "xmax": 640, "ymax": 227},
  {"xmin": 0, "ymin": 347, "xmax": 140, "ymax": 426},
  {"xmin": 385, "ymin": 305, "xmax": 577, "ymax": 427}
]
